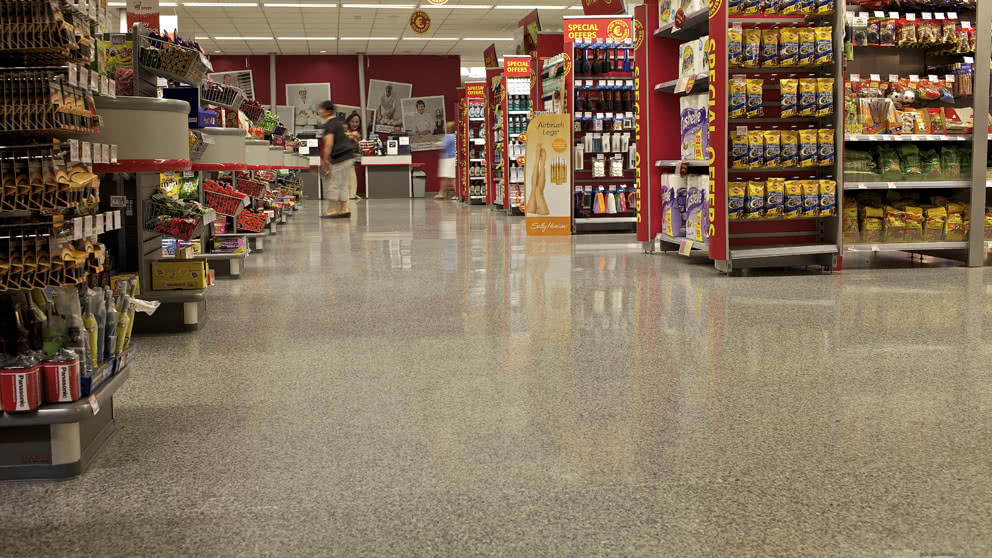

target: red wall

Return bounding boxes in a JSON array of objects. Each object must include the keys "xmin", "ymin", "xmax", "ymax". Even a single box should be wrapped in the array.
[{"xmin": 208, "ymin": 54, "xmax": 462, "ymax": 193}]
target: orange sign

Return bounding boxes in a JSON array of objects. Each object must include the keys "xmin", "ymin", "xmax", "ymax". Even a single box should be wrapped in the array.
[
  {"xmin": 409, "ymin": 10, "xmax": 430, "ymax": 33},
  {"xmin": 504, "ymin": 57, "xmax": 530, "ymax": 77},
  {"xmin": 564, "ymin": 17, "xmax": 632, "ymax": 41},
  {"xmin": 527, "ymin": 217, "xmax": 571, "ymax": 236},
  {"xmin": 519, "ymin": 132, "xmax": 527, "ymax": 142},
  {"xmin": 552, "ymin": 138, "xmax": 566, "ymax": 153}
]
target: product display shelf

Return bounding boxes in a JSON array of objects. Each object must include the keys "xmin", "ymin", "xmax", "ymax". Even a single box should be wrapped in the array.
[
  {"xmin": 565, "ymin": 15, "xmax": 639, "ymax": 234},
  {"xmin": 464, "ymin": 81, "xmax": 488, "ymax": 204},
  {"xmin": 840, "ymin": 1, "xmax": 992, "ymax": 267},
  {"xmin": 500, "ymin": 56, "xmax": 532, "ymax": 215},
  {"xmin": 655, "ymin": 6, "xmax": 710, "ymax": 41},
  {"xmin": 456, "ymin": 86, "xmax": 467, "ymax": 201},
  {"xmin": 489, "ymin": 68, "xmax": 506, "ymax": 210}
]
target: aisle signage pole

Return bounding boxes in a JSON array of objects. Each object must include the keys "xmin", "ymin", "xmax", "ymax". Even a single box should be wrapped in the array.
[
  {"xmin": 706, "ymin": 0, "xmax": 728, "ymax": 263},
  {"xmin": 968, "ymin": 2, "xmax": 991, "ymax": 267}
]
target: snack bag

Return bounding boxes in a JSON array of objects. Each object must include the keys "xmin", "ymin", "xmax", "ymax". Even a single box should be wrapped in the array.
[
  {"xmin": 799, "ymin": 0, "xmax": 814, "ymax": 14},
  {"xmin": 799, "ymin": 128, "xmax": 818, "ymax": 167},
  {"xmin": 766, "ymin": 178, "xmax": 785, "ymax": 218},
  {"xmin": 746, "ymin": 79, "xmax": 764, "ymax": 118},
  {"xmin": 746, "ymin": 180, "xmax": 765, "ymax": 219},
  {"xmin": 798, "ymin": 28, "xmax": 816, "ymax": 66},
  {"xmin": 761, "ymin": 29, "xmax": 779, "ymax": 67},
  {"xmin": 763, "ymin": 130, "xmax": 781, "ymax": 168},
  {"xmin": 730, "ymin": 78, "xmax": 747, "ymax": 118},
  {"xmin": 801, "ymin": 180, "xmax": 819, "ymax": 216},
  {"xmin": 743, "ymin": 29, "xmax": 761, "ymax": 68},
  {"xmin": 742, "ymin": 0, "xmax": 761, "ymax": 15},
  {"xmin": 904, "ymin": 206, "xmax": 925, "ymax": 242},
  {"xmin": 799, "ymin": 78, "xmax": 817, "ymax": 116},
  {"xmin": 814, "ymin": 0, "xmax": 832, "ymax": 15},
  {"xmin": 816, "ymin": 77, "xmax": 833, "ymax": 117},
  {"xmin": 814, "ymin": 26, "xmax": 833, "ymax": 65},
  {"xmin": 817, "ymin": 128, "xmax": 835, "ymax": 167},
  {"xmin": 780, "ymin": 0, "xmax": 799, "ymax": 15},
  {"xmin": 883, "ymin": 206, "xmax": 906, "ymax": 243},
  {"xmin": 985, "ymin": 208, "xmax": 992, "ymax": 240},
  {"xmin": 781, "ymin": 78, "xmax": 799, "ymax": 118},
  {"xmin": 731, "ymin": 129, "xmax": 749, "ymax": 168},
  {"xmin": 728, "ymin": 27, "xmax": 743, "ymax": 67},
  {"xmin": 861, "ymin": 206, "xmax": 884, "ymax": 242},
  {"xmin": 763, "ymin": 0, "xmax": 779, "ymax": 16},
  {"xmin": 779, "ymin": 28, "xmax": 799, "ymax": 66},
  {"xmin": 785, "ymin": 180, "xmax": 804, "ymax": 219},
  {"xmin": 748, "ymin": 130, "xmax": 765, "ymax": 168},
  {"xmin": 818, "ymin": 179, "xmax": 836, "ymax": 216},
  {"xmin": 945, "ymin": 211, "xmax": 968, "ymax": 241},
  {"xmin": 899, "ymin": 143, "xmax": 922, "ymax": 177},
  {"xmin": 728, "ymin": 0, "xmax": 741, "ymax": 15},
  {"xmin": 924, "ymin": 207, "xmax": 946, "ymax": 242},
  {"xmin": 842, "ymin": 199, "xmax": 860, "ymax": 242},
  {"xmin": 728, "ymin": 181, "xmax": 747, "ymax": 220},
  {"xmin": 781, "ymin": 130, "xmax": 799, "ymax": 167}
]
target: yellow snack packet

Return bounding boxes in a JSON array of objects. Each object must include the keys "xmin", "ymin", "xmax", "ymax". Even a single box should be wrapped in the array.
[
  {"xmin": 798, "ymin": 28, "xmax": 815, "ymax": 66},
  {"xmin": 925, "ymin": 206, "xmax": 947, "ymax": 242},
  {"xmin": 799, "ymin": 78, "xmax": 817, "ymax": 116},
  {"xmin": 814, "ymin": 26, "xmax": 833, "ymax": 65},
  {"xmin": 762, "ymin": 29, "xmax": 779, "ymax": 67},
  {"xmin": 904, "ymin": 206, "xmax": 924, "ymax": 242},
  {"xmin": 763, "ymin": 130, "xmax": 781, "ymax": 168},
  {"xmin": 819, "ymin": 179, "xmax": 836, "ymax": 216},
  {"xmin": 816, "ymin": 77, "xmax": 834, "ymax": 117},
  {"xmin": 748, "ymin": 130, "xmax": 765, "ymax": 168},
  {"xmin": 728, "ymin": 27, "xmax": 743, "ymax": 67},
  {"xmin": 766, "ymin": 178, "xmax": 785, "ymax": 218},
  {"xmin": 780, "ymin": 130, "xmax": 799, "ymax": 167},
  {"xmin": 746, "ymin": 79, "xmax": 764, "ymax": 118},
  {"xmin": 746, "ymin": 180, "xmax": 765, "ymax": 219},
  {"xmin": 817, "ymin": 128, "xmax": 835, "ymax": 167},
  {"xmin": 799, "ymin": 129, "xmax": 818, "ymax": 167},
  {"xmin": 801, "ymin": 180, "xmax": 819, "ymax": 216},
  {"xmin": 785, "ymin": 180, "xmax": 803, "ymax": 218},
  {"xmin": 743, "ymin": 29, "xmax": 761, "ymax": 68},
  {"xmin": 730, "ymin": 128, "xmax": 749, "ymax": 169},
  {"xmin": 730, "ymin": 77, "xmax": 747, "ymax": 118},
  {"xmin": 779, "ymin": 28, "xmax": 799, "ymax": 66}
]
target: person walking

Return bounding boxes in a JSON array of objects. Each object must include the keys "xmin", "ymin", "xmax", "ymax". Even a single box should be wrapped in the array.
[
  {"xmin": 435, "ymin": 121, "xmax": 456, "ymax": 200},
  {"xmin": 317, "ymin": 101, "xmax": 355, "ymax": 218},
  {"xmin": 344, "ymin": 112, "xmax": 363, "ymax": 200}
]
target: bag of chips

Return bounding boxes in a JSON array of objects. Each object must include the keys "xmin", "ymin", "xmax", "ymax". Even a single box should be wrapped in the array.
[
  {"xmin": 904, "ymin": 206, "xmax": 924, "ymax": 242},
  {"xmin": 861, "ymin": 205, "xmax": 884, "ymax": 242},
  {"xmin": 924, "ymin": 206, "xmax": 946, "ymax": 242},
  {"xmin": 842, "ymin": 198, "xmax": 860, "ymax": 242},
  {"xmin": 883, "ymin": 206, "xmax": 905, "ymax": 243}
]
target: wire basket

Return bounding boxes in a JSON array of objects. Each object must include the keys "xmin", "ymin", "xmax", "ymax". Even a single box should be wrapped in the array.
[
  {"xmin": 241, "ymin": 101, "xmax": 265, "ymax": 123},
  {"xmin": 237, "ymin": 211, "xmax": 266, "ymax": 233},
  {"xmin": 205, "ymin": 190, "xmax": 246, "ymax": 217},
  {"xmin": 234, "ymin": 175, "xmax": 266, "ymax": 198},
  {"xmin": 137, "ymin": 34, "xmax": 209, "ymax": 85},
  {"xmin": 200, "ymin": 80, "xmax": 247, "ymax": 111},
  {"xmin": 143, "ymin": 198, "xmax": 204, "ymax": 241}
]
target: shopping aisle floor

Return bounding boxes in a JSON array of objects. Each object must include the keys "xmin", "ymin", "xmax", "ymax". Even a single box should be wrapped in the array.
[{"xmin": 2, "ymin": 199, "xmax": 990, "ymax": 557}]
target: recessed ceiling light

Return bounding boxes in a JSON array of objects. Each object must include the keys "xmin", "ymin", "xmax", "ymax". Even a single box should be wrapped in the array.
[
  {"xmin": 320, "ymin": 50, "xmax": 327, "ymax": 53},
  {"xmin": 264, "ymin": 2, "xmax": 337, "ymax": 5},
  {"xmin": 107, "ymin": 1, "xmax": 125, "ymax": 5},
  {"xmin": 401, "ymin": 36, "xmax": 459, "ymax": 40},
  {"xmin": 340, "ymin": 37, "xmax": 399, "ymax": 40},
  {"xmin": 492, "ymin": 4, "xmax": 566, "ymax": 8},
  {"xmin": 214, "ymin": 50, "xmax": 222, "ymax": 53},
  {"xmin": 461, "ymin": 37, "xmax": 515, "ymax": 41},
  {"xmin": 341, "ymin": 3, "xmax": 415, "ymax": 7},
  {"xmin": 182, "ymin": 2, "xmax": 259, "ymax": 6},
  {"xmin": 419, "ymin": 3, "xmax": 492, "ymax": 7},
  {"xmin": 278, "ymin": 36, "xmax": 336, "ymax": 40}
]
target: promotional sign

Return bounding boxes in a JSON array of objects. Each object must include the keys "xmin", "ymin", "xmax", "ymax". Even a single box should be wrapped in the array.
[
  {"xmin": 466, "ymin": 83, "xmax": 486, "ymax": 99},
  {"xmin": 517, "ymin": 10, "xmax": 542, "ymax": 56},
  {"xmin": 580, "ymin": 0, "xmax": 626, "ymax": 16},
  {"xmin": 706, "ymin": 1, "xmax": 726, "ymax": 261},
  {"xmin": 483, "ymin": 44, "xmax": 499, "ymax": 69},
  {"xmin": 504, "ymin": 56, "xmax": 531, "ymax": 78},
  {"xmin": 634, "ymin": 4, "xmax": 663, "ymax": 243},
  {"xmin": 409, "ymin": 10, "xmax": 430, "ymax": 34},
  {"xmin": 524, "ymin": 114, "xmax": 571, "ymax": 236},
  {"xmin": 127, "ymin": 0, "xmax": 160, "ymax": 30},
  {"xmin": 564, "ymin": 17, "xmax": 632, "ymax": 42}
]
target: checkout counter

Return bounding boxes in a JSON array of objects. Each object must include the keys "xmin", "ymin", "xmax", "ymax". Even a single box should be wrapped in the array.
[{"xmin": 357, "ymin": 133, "xmax": 424, "ymax": 199}]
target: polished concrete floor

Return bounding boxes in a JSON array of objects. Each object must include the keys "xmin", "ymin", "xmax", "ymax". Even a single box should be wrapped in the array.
[{"xmin": 1, "ymin": 199, "xmax": 990, "ymax": 557}]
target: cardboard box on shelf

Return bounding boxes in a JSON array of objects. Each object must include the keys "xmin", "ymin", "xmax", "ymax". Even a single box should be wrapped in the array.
[{"xmin": 151, "ymin": 260, "xmax": 207, "ymax": 290}]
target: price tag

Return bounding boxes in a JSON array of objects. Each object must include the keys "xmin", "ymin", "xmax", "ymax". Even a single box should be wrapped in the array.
[
  {"xmin": 102, "ymin": 143, "xmax": 110, "ymax": 163},
  {"xmin": 850, "ymin": 73, "xmax": 861, "ymax": 82},
  {"xmin": 675, "ymin": 75, "xmax": 689, "ymax": 93},
  {"xmin": 887, "ymin": 182, "xmax": 896, "ymax": 189},
  {"xmin": 114, "ymin": 211, "xmax": 122, "ymax": 230},
  {"xmin": 73, "ymin": 217, "xmax": 83, "ymax": 240},
  {"xmin": 70, "ymin": 139, "xmax": 79, "ymax": 162},
  {"xmin": 68, "ymin": 63, "xmax": 77, "ymax": 86},
  {"xmin": 928, "ymin": 74, "xmax": 938, "ymax": 82},
  {"xmin": 89, "ymin": 394, "xmax": 100, "ymax": 415},
  {"xmin": 607, "ymin": 79, "xmax": 615, "ymax": 88},
  {"xmin": 873, "ymin": 10, "xmax": 884, "ymax": 17},
  {"xmin": 922, "ymin": 12, "xmax": 932, "ymax": 20},
  {"xmin": 81, "ymin": 141, "xmax": 92, "ymax": 163},
  {"xmin": 111, "ymin": 145, "xmax": 118, "ymax": 163},
  {"xmin": 108, "ymin": 79, "xmax": 117, "ymax": 98},
  {"xmin": 934, "ymin": 12, "xmax": 944, "ymax": 20},
  {"xmin": 79, "ymin": 67, "xmax": 89, "ymax": 91},
  {"xmin": 962, "ymin": 21, "xmax": 972, "ymax": 29},
  {"xmin": 84, "ymin": 216, "xmax": 93, "ymax": 237},
  {"xmin": 110, "ymin": 195, "xmax": 125, "ymax": 208},
  {"xmin": 679, "ymin": 239, "xmax": 694, "ymax": 256},
  {"xmin": 684, "ymin": 73, "xmax": 696, "ymax": 93},
  {"xmin": 105, "ymin": 213, "xmax": 114, "ymax": 231},
  {"xmin": 946, "ymin": 74, "xmax": 955, "ymax": 83},
  {"xmin": 909, "ymin": 74, "xmax": 920, "ymax": 82},
  {"xmin": 102, "ymin": 76, "xmax": 110, "ymax": 96},
  {"xmin": 882, "ymin": 135, "xmax": 894, "ymax": 141},
  {"xmin": 948, "ymin": 12, "xmax": 957, "ymax": 20},
  {"xmin": 888, "ymin": 74, "xmax": 899, "ymax": 82},
  {"xmin": 870, "ymin": 74, "xmax": 881, "ymax": 81},
  {"xmin": 95, "ymin": 215, "xmax": 105, "ymax": 234},
  {"xmin": 906, "ymin": 13, "xmax": 916, "ymax": 21},
  {"xmin": 964, "ymin": 56, "xmax": 974, "ymax": 64},
  {"xmin": 871, "ymin": 244, "xmax": 880, "ymax": 252},
  {"xmin": 889, "ymin": 11, "xmax": 899, "ymax": 19},
  {"xmin": 909, "ymin": 134, "xmax": 922, "ymax": 140},
  {"xmin": 736, "ymin": 125, "xmax": 748, "ymax": 135},
  {"xmin": 856, "ymin": 183, "xmax": 866, "ymax": 189}
]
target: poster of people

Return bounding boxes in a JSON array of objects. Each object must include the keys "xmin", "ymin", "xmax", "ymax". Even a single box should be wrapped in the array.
[
  {"xmin": 401, "ymin": 95, "xmax": 446, "ymax": 152},
  {"xmin": 332, "ymin": 104, "xmax": 376, "ymax": 139},
  {"xmin": 207, "ymin": 70, "xmax": 255, "ymax": 99},
  {"xmin": 367, "ymin": 79, "xmax": 412, "ymax": 133},
  {"xmin": 285, "ymin": 83, "xmax": 331, "ymax": 131}
]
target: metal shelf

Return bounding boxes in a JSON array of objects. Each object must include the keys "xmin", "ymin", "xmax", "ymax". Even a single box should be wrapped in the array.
[
  {"xmin": 655, "ymin": 74, "xmax": 708, "ymax": 94},
  {"xmin": 657, "ymin": 233, "xmax": 709, "ymax": 255},
  {"xmin": 845, "ymin": 180, "xmax": 971, "ymax": 190},
  {"xmin": 657, "ymin": 160, "xmax": 708, "ymax": 167},
  {"xmin": 730, "ymin": 166, "xmax": 833, "ymax": 174},
  {"xmin": 847, "ymin": 134, "xmax": 971, "ymax": 142},
  {"xmin": 654, "ymin": 7, "xmax": 709, "ymax": 41},
  {"xmin": 730, "ymin": 243, "xmax": 838, "ymax": 259},
  {"xmin": 845, "ymin": 241, "xmax": 968, "ymax": 252},
  {"xmin": 469, "ymin": 177, "xmax": 486, "ymax": 181},
  {"xmin": 574, "ymin": 217, "xmax": 637, "ymax": 224},
  {"xmin": 0, "ymin": 366, "xmax": 131, "ymax": 427},
  {"xmin": 507, "ymin": 110, "xmax": 530, "ymax": 115}
]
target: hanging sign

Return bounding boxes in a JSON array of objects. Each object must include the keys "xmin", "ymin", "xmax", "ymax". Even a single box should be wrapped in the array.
[
  {"xmin": 483, "ymin": 44, "xmax": 499, "ymax": 69},
  {"xmin": 581, "ymin": 0, "xmax": 625, "ymax": 16},
  {"xmin": 409, "ymin": 10, "xmax": 431, "ymax": 34},
  {"xmin": 427, "ymin": 0, "xmax": 447, "ymax": 4},
  {"xmin": 504, "ymin": 56, "xmax": 531, "ymax": 78},
  {"xmin": 127, "ymin": 0, "xmax": 160, "ymax": 30}
]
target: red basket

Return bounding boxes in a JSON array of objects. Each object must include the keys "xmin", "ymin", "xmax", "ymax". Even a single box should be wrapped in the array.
[
  {"xmin": 236, "ymin": 178, "xmax": 266, "ymax": 198},
  {"xmin": 205, "ymin": 190, "xmax": 245, "ymax": 217},
  {"xmin": 237, "ymin": 211, "xmax": 266, "ymax": 232}
]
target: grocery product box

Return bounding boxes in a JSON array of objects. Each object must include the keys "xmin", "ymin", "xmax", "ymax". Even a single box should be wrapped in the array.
[
  {"xmin": 161, "ymin": 238, "xmax": 202, "ymax": 257},
  {"xmin": 151, "ymin": 260, "xmax": 207, "ymax": 290},
  {"xmin": 213, "ymin": 237, "xmax": 247, "ymax": 254}
]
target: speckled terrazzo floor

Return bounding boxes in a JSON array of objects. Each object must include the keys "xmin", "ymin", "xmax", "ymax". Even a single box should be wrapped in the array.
[{"xmin": 1, "ymin": 198, "xmax": 990, "ymax": 557}]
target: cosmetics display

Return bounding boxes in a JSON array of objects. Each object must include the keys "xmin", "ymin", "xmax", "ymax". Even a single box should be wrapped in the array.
[
  {"xmin": 494, "ymin": 56, "xmax": 533, "ymax": 213},
  {"xmin": 462, "ymin": 83, "xmax": 487, "ymax": 204}
]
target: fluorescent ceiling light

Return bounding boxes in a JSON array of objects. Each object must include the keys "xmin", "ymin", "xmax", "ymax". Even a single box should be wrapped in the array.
[
  {"xmin": 209, "ymin": 36, "xmax": 275, "ymax": 40},
  {"xmin": 111, "ymin": 0, "xmax": 176, "ymax": 3},
  {"xmin": 461, "ymin": 37, "xmax": 515, "ymax": 41},
  {"xmin": 566, "ymin": 4, "xmax": 582, "ymax": 8},
  {"xmin": 182, "ymin": 2, "xmax": 259, "ymax": 5},
  {"xmin": 401, "ymin": 36, "xmax": 459, "ymax": 40},
  {"xmin": 492, "ymin": 4, "xmax": 565, "ymax": 8},
  {"xmin": 264, "ymin": 2, "xmax": 338, "ymax": 5},
  {"xmin": 419, "ymin": 3, "xmax": 492, "ymax": 7},
  {"xmin": 320, "ymin": 50, "xmax": 327, "ymax": 53},
  {"xmin": 278, "ymin": 36, "xmax": 337, "ymax": 40},
  {"xmin": 340, "ymin": 37, "xmax": 399, "ymax": 40},
  {"xmin": 341, "ymin": 3, "xmax": 415, "ymax": 7}
]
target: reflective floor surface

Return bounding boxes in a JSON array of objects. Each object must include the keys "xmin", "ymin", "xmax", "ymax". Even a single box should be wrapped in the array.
[{"xmin": 1, "ymin": 199, "xmax": 989, "ymax": 557}]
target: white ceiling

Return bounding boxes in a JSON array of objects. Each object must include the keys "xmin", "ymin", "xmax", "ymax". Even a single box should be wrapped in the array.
[{"xmin": 122, "ymin": 1, "xmax": 582, "ymax": 66}]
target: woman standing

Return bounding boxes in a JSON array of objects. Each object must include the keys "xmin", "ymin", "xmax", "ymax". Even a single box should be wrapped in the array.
[
  {"xmin": 435, "ymin": 121, "xmax": 457, "ymax": 200},
  {"xmin": 344, "ymin": 112, "xmax": 363, "ymax": 200}
]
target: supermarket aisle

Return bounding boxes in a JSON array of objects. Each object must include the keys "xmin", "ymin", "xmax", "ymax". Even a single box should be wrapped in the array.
[{"xmin": 2, "ymin": 199, "xmax": 989, "ymax": 557}]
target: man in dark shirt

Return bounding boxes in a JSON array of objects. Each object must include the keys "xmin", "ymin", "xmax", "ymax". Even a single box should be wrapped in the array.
[{"xmin": 317, "ymin": 100, "xmax": 355, "ymax": 218}]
